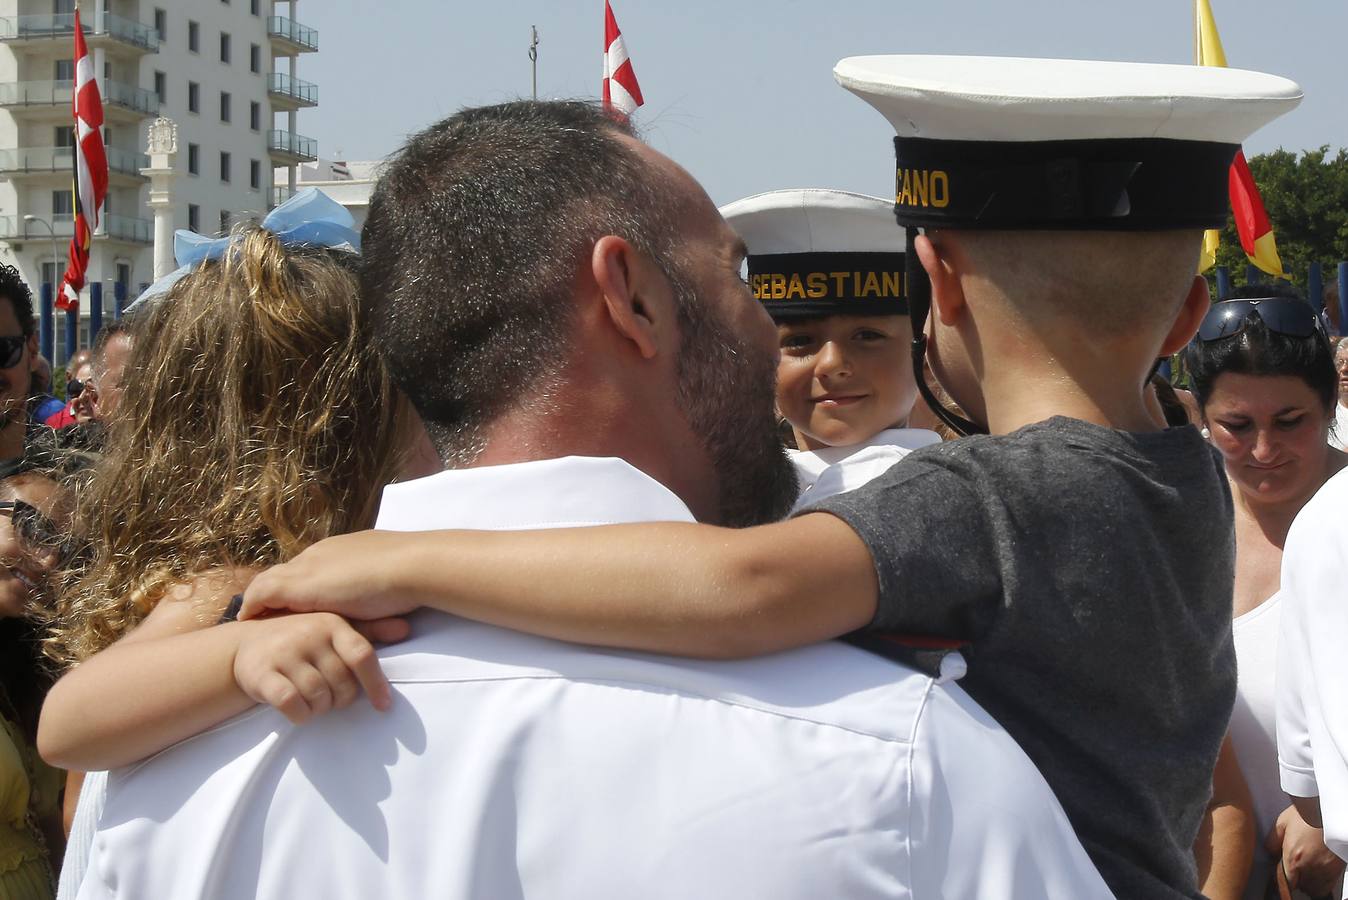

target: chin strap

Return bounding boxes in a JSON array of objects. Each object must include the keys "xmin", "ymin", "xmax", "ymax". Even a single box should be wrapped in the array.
[{"xmin": 905, "ymin": 226, "xmax": 987, "ymax": 438}]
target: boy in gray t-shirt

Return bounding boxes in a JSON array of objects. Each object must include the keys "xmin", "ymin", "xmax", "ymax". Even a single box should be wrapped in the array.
[{"xmin": 815, "ymin": 415, "xmax": 1236, "ymax": 899}]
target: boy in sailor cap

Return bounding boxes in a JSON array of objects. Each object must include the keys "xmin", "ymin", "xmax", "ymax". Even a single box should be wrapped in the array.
[
  {"xmin": 721, "ymin": 188, "xmax": 941, "ymax": 509},
  {"xmin": 242, "ymin": 57, "xmax": 1301, "ymax": 898}
]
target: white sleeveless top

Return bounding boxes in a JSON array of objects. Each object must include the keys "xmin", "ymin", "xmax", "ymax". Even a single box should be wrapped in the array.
[
  {"xmin": 1231, "ymin": 593, "xmax": 1294, "ymax": 899},
  {"xmin": 1232, "ymin": 593, "xmax": 1287, "ymax": 842}
]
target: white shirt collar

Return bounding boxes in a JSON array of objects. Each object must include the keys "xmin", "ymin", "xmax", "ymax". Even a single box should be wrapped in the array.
[
  {"xmin": 375, "ymin": 456, "xmax": 696, "ymax": 532},
  {"xmin": 792, "ymin": 427, "xmax": 941, "ymax": 469}
]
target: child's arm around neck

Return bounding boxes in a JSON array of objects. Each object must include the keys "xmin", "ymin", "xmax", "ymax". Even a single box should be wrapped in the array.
[{"xmin": 240, "ymin": 513, "xmax": 881, "ymax": 660}]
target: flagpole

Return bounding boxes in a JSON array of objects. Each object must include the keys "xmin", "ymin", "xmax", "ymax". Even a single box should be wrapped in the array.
[{"xmin": 529, "ymin": 26, "xmax": 539, "ymax": 100}]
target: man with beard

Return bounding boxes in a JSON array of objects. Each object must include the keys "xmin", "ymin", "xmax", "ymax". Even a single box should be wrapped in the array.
[
  {"xmin": 0, "ymin": 265, "xmax": 39, "ymax": 461},
  {"xmin": 72, "ymin": 102, "xmax": 1109, "ymax": 899}
]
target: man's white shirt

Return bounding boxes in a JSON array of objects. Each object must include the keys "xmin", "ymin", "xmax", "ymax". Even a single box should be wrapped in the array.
[
  {"xmin": 789, "ymin": 427, "xmax": 942, "ymax": 512},
  {"xmin": 77, "ymin": 456, "xmax": 1109, "ymax": 899},
  {"xmin": 1332, "ymin": 404, "xmax": 1348, "ymax": 451},
  {"xmin": 1278, "ymin": 465, "xmax": 1348, "ymax": 862}
]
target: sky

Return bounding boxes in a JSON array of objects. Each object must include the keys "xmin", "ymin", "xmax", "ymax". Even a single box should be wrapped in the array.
[{"xmin": 301, "ymin": 0, "xmax": 1348, "ymax": 206}]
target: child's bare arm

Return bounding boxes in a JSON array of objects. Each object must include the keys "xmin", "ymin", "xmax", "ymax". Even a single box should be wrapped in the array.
[
  {"xmin": 241, "ymin": 513, "xmax": 880, "ymax": 659},
  {"xmin": 39, "ymin": 587, "xmax": 407, "ymax": 772},
  {"xmin": 39, "ymin": 597, "xmax": 261, "ymax": 771}
]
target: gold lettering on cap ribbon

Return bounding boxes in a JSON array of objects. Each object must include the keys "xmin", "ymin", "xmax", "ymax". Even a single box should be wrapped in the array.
[
  {"xmin": 752, "ymin": 271, "xmax": 905, "ymax": 302},
  {"xmin": 896, "ymin": 168, "xmax": 950, "ymax": 209}
]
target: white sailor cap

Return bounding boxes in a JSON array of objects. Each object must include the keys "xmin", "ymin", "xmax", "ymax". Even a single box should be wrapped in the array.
[
  {"xmin": 832, "ymin": 55, "xmax": 1303, "ymax": 230},
  {"xmin": 720, "ymin": 189, "xmax": 906, "ymax": 320}
]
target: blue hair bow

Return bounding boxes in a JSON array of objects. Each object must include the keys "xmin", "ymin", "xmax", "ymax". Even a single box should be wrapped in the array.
[{"xmin": 127, "ymin": 187, "xmax": 361, "ymax": 311}]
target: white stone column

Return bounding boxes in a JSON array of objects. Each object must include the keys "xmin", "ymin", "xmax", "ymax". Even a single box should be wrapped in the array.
[{"xmin": 140, "ymin": 117, "xmax": 178, "ymax": 279}]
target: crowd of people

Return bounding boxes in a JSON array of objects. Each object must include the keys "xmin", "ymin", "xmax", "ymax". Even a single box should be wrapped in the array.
[{"xmin": 0, "ymin": 52, "xmax": 1345, "ymax": 900}]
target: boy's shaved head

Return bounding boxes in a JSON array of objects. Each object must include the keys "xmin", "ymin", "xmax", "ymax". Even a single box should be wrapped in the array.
[{"xmin": 945, "ymin": 230, "xmax": 1205, "ymax": 332}]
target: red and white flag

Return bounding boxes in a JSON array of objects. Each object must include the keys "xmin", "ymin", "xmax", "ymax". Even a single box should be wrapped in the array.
[
  {"xmin": 59, "ymin": 7, "xmax": 108, "ymax": 312},
  {"xmin": 602, "ymin": 0, "xmax": 643, "ymax": 117}
]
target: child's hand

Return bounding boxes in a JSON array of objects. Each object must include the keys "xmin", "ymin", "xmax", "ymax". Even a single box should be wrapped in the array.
[
  {"xmin": 239, "ymin": 531, "xmax": 421, "ymax": 623},
  {"xmin": 1269, "ymin": 803, "xmax": 1345, "ymax": 897},
  {"xmin": 233, "ymin": 612, "xmax": 409, "ymax": 724}
]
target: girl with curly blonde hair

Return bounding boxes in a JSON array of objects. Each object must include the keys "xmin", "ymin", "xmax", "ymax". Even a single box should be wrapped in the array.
[{"xmin": 35, "ymin": 216, "xmax": 424, "ymax": 888}]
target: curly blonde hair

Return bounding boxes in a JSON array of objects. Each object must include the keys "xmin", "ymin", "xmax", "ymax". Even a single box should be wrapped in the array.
[{"xmin": 45, "ymin": 228, "xmax": 406, "ymax": 667}]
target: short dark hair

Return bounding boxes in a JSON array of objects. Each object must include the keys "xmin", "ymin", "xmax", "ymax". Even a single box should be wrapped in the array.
[
  {"xmin": 0, "ymin": 263, "xmax": 36, "ymax": 336},
  {"xmin": 1186, "ymin": 281, "xmax": 1337, "ymax": 413},
  {"xmin": 361, "ymin": 100, "xmax": 678, "ymax": 463}
]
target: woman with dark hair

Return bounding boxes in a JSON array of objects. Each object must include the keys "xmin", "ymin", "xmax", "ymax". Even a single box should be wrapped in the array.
[{"xmin": 1186, "ymin": 282, "xmax": 1346, "ymax": 899}]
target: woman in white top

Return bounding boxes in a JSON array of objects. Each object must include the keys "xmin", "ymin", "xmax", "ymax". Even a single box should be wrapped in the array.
[
  {"xmin": 1186, "ymin": 284, "xmax": 1347, "ymax": 899},
  {"xmin": 1331, "ymin": 340, "xmax": 1347, "ymax": 451}
]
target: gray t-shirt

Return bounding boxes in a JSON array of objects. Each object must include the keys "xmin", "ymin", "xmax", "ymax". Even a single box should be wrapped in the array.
[{"xmin": 813, "ymin": 416, "xmax": 1235, "ymax": 900}]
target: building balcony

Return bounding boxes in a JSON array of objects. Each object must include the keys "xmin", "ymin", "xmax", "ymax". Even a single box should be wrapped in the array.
[
  {"xmin": 267, "ymin": 16, "xmax": 317, "ymax": 53},
  {"xmin": 0, "ymin": 212, "xmax": 151, "ymax": 245},
  {"xmin": 0, "ymin": 80, "xmax": 157, "ymax": 121},
  {"xmin": 267, "ymin": 130, "xmax": 317, "ymax": 164},
  {"xmin": 267, "ymin": 72, "xmax": 317, "ymax": 109},
  {"xmin": 272, "ymin": 185, "xmax": 294, "ymax": 208},
  {"xmin": 0, "ymin": 13, "xmax": 159, "ymax": 53},
  {"xmin": 0, "ymin": 145, "xmax": 148, "ymax": 183}
]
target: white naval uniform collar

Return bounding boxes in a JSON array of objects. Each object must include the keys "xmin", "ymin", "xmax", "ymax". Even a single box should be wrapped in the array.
[
  {"xmin": 376, "ymin": 456, "xmax": 695, "ymax": 532},
  {"xmin": 790, "ymin": 427, "xmax": 942, "ymax": 502},
  {"xmin": 791, "ymin": 427, "xmax": 941, "ymax": 471}
]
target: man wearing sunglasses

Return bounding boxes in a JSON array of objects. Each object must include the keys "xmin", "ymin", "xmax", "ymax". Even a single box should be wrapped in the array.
[
  {"xmin": 0, "ymin": 264, "xmax": 39, "ymax": 462},
  {"xmin": 85, "ymin": 322, "xmax": 132, "ymax": 423}
]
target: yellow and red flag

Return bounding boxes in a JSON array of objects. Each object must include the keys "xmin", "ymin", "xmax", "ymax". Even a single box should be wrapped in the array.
[
  {"xmin": 1196, "ymin": 0, "xmax": 1283, "ymax": 277},
  {"xmin": 59, "ymin": 6, "xmax": 107, "ymax": 312}
]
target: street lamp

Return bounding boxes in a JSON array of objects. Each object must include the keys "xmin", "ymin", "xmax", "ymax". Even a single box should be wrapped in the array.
[
  {"xmin": 22, "ymin": 214, "xmax": 60, "ymax": 298},
  {"xmin": 23, "ymin": 214, "xmax": 61, "ymax": 363}
]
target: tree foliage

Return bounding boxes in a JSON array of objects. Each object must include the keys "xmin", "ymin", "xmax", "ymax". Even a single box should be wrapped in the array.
[{"xmin": 1212, "ymin": 145, "xmax": 1348, "ymax": 294}]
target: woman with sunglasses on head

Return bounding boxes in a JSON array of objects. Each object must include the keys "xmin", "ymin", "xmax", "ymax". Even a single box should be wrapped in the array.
[
  {"xmin": 0, "ymin": 440, "xmax": 93, "ymax": 900},
  {"xmin": 1186, "ymin": 281, "xmax": 1347, "ymax": 900},
  {"xmin": 34, "ymin": 191, "xmax": 421, "ymax": 899}
]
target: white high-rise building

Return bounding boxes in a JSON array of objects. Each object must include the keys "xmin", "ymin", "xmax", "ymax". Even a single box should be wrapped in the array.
[{"xmin": 0, "ymin": 0, "xmax": 318, "ymax": 363}]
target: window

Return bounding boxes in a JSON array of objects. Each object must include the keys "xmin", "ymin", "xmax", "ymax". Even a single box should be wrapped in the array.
[
  {"xmin": 220, "ymin": 151, "xmax": 231, "ymax": 183},
  {"xmin": 220, "ymin": 32, "xmax": 230, "ymax": 64},
  {"xmin": 153, "ymin": 7, "xmax": 166, "ymax": 41},
  {"xmin": 187, "ymin": 143, "xmax": 199, "ymax": 175},
  {"xmin": 40, "ymin": 262, "xmax": 65, "ymax": 292},
  {"xmin": 249, "ymin": 100, "xmax": 260, "ymax": 131},
  {"xmin": 54, "ymin": 126, "xmax": 74, "ymax": 148},
  {"xmin": 220, "ymin": 91, "xmax": 231, "ymax": 123},
  {"xmin": 249, "ymin": 43, "xmax": 261, "ymax": 74},
  {"xmin": 54, "ymin": 0, "xmax": 74, "ymax": 13},
  {"xmin": 54, "ymin": 59, "xmax": 74, "ymax": 81},
  {"xmin": 52, "ymin": 190, "xmax": 73, "ymax": 216},
  {"xmin": 250, "ymin": 0, "xmax": 259, "ymax": 15},
  {"xmin": 116, "ymin": 264, "xmax": 131, "ymax": 308},
  {"xmin": 187, "ymin": 204, "xmax": 200, "ymax": 233},
  {"xmin": 250, "ymin": 159, "xmax": 261, "ymax": 190},
  {"xmin": 219, "ymin": 210, "xmax": 231, "ymax": 235},
  {"xmin": 153, "ymin": 70, "xmax": 166, "ymax": 106},
  {"xmin": 188, "ymin": 81, "xmax": 199, "ymax": 113},
  {"xmin": 188, "ymin": 20, "xmax": 199, "ymax": 53}
]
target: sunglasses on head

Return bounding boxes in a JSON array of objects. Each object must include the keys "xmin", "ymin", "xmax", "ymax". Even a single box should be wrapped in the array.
[
  {"xmin": 1196, "ymin": 298, "xmax": 1327, "ymax": 343},
  {"xmin": 0, "ymin": 499, "xmax": 75, "ymax": 564},
  {"xmin": 0, "ymin": 335, "xmax": 26, "ymax": 370}
]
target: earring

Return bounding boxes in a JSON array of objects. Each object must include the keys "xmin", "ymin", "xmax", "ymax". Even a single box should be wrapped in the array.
[{"xmin": 1200, "ymin": 427, "xmax": 1211, "ymax": 440}]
